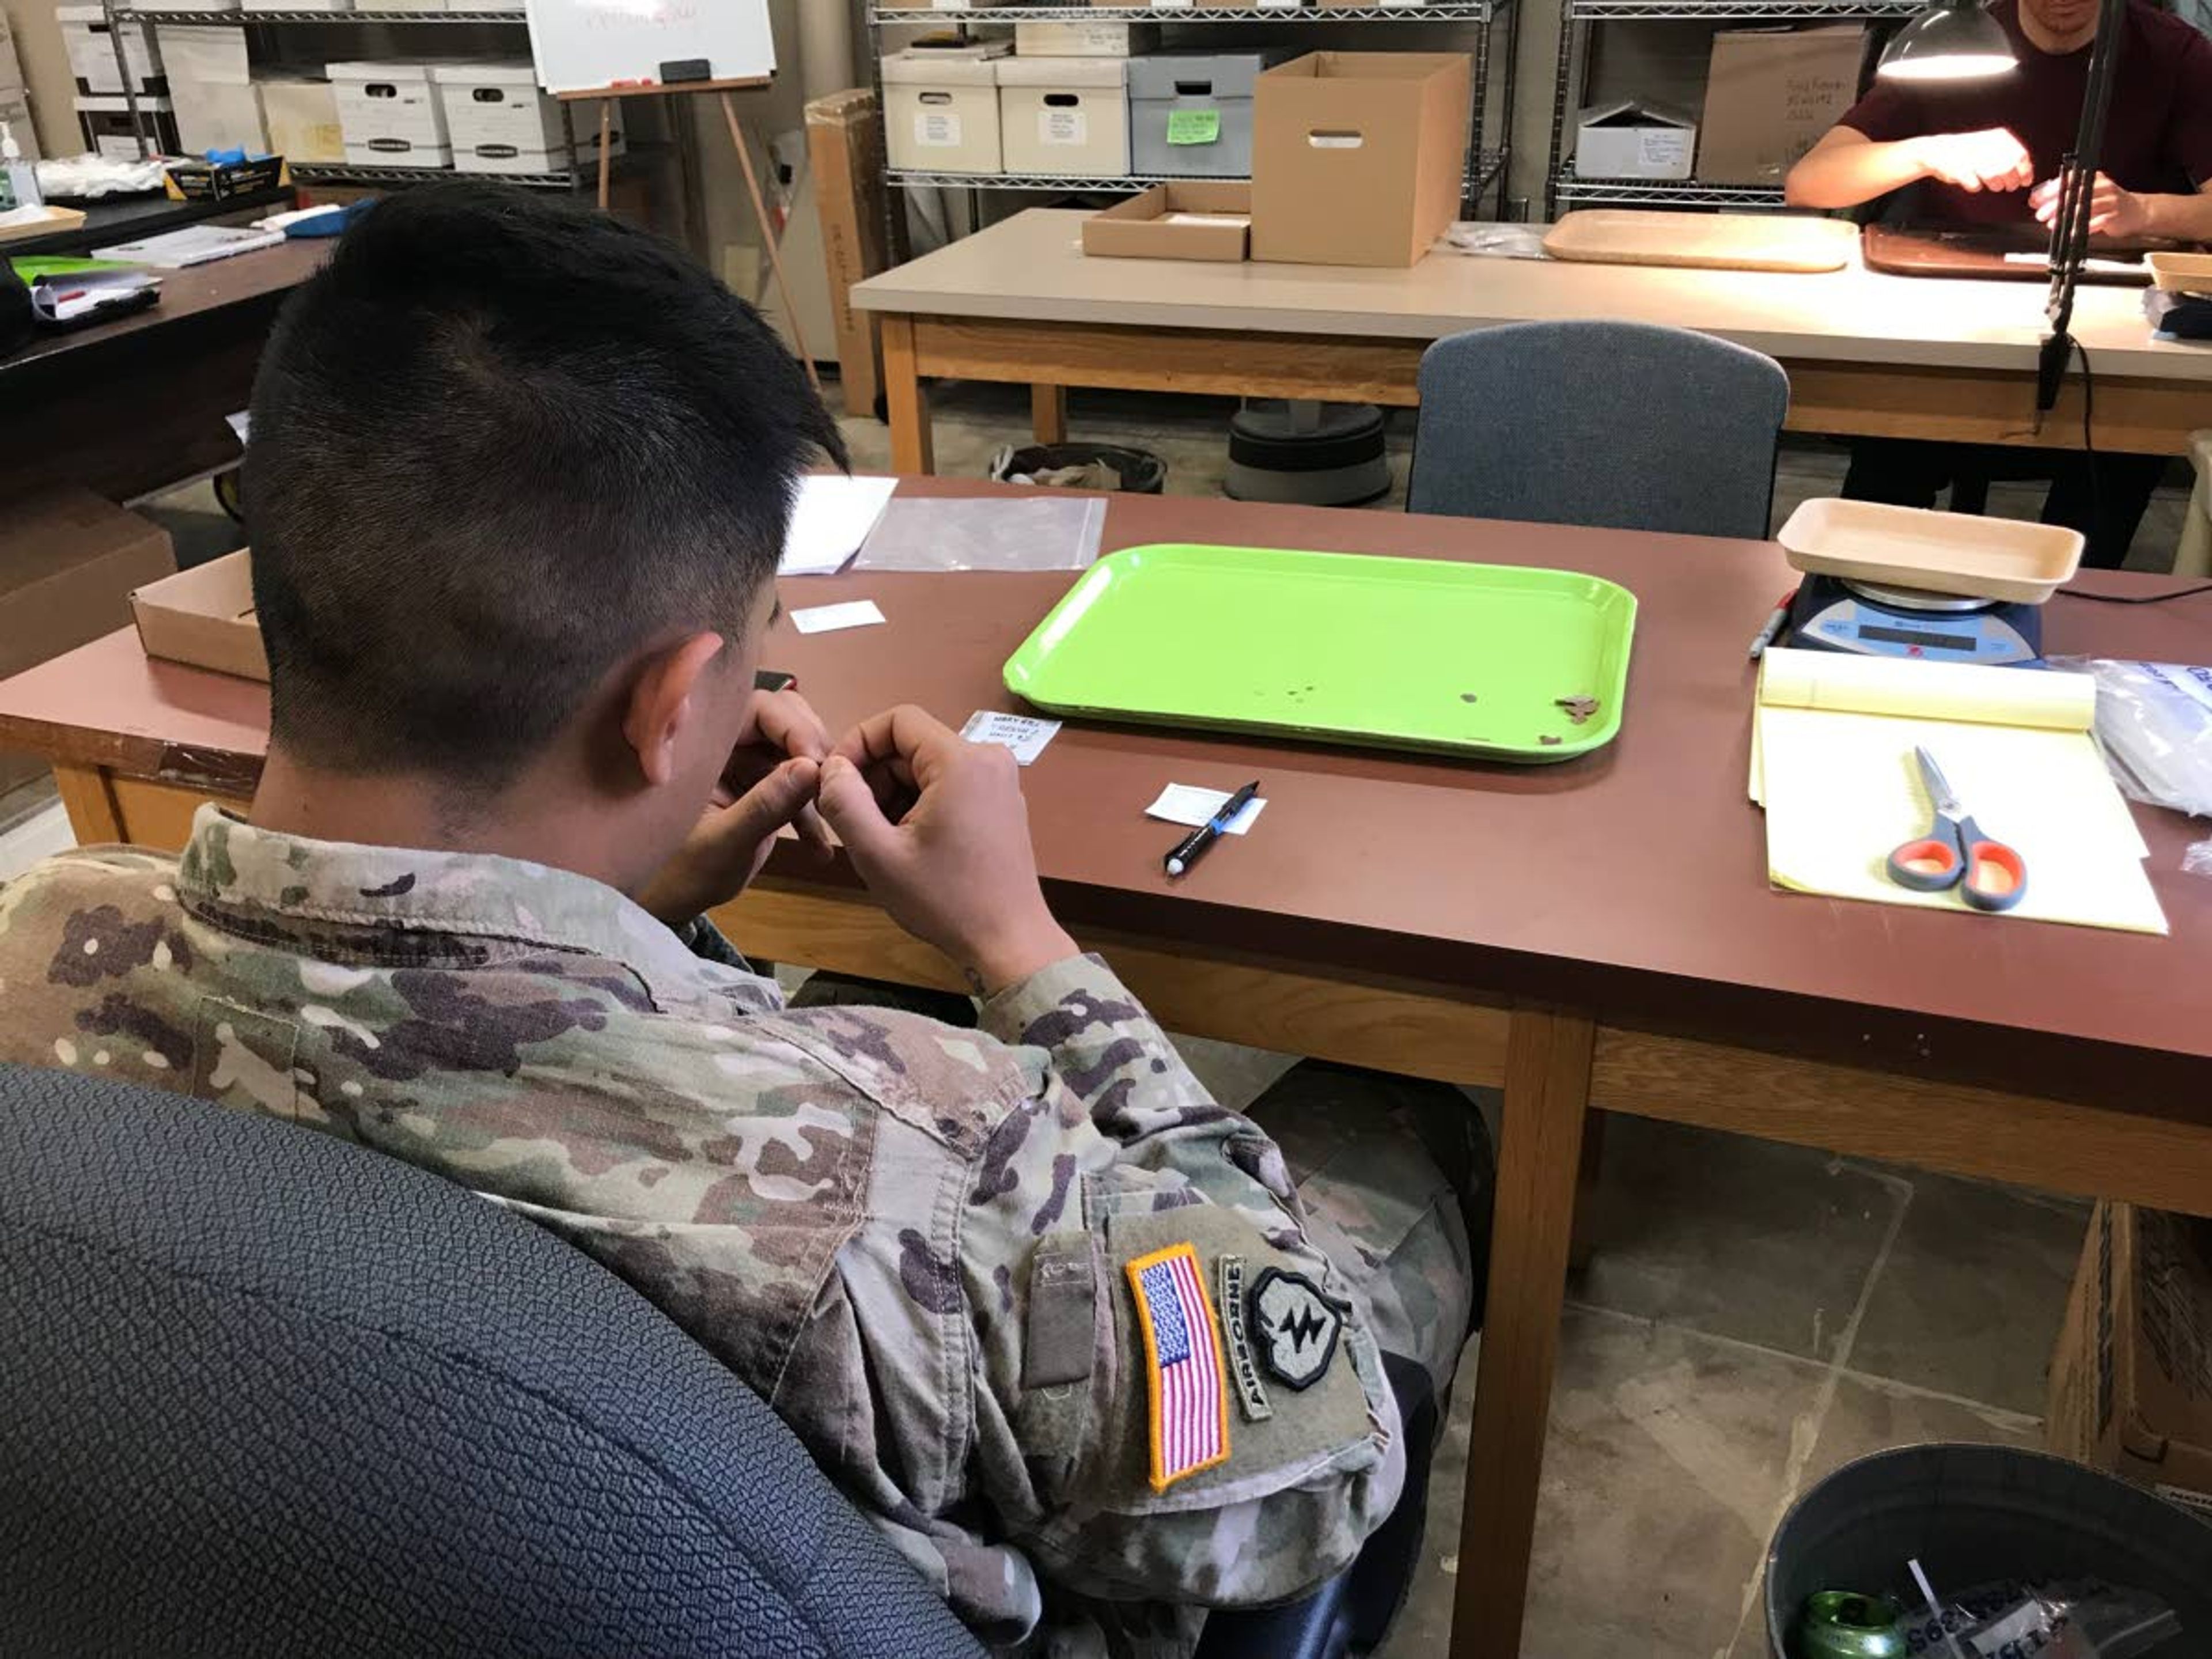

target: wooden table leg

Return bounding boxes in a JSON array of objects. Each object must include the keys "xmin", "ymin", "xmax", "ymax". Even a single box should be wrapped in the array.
[
  {"xmin": 51, "ymin": 764, "xmax": 123, "ymax": 844},
  {"xmin": 881, "ymin": 315, "xmax": 935, "ymax": 476},
  {"xmin": 1031, "ymin": 383, "xmax": 1068, "ymax": 446},
  {"xmin": 596, "ymin": 100, "xmax": 613, "ymax": 213},
  {"xmin": 1452, "ymin": 1006, "xmax": 1596, "ymax": 1659}
]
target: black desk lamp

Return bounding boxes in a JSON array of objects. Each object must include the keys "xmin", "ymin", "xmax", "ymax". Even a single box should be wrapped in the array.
[
  {"xmin": 2034, "ymin": 0, "xmax": 2128, "ymax": 414},
  {"xmin": 1870, "ymin": 0, "xmax": 2120, "ymax": 417}
]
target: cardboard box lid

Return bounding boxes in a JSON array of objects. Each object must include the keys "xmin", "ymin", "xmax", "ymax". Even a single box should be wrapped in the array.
[
  {"xmin": 1577, "ymin": 99, "xmax": 1696, "ymax": 132},
  {"xmin": 995, "ymin": 55, "xmax": 1128, "ymax": 88},
  {"xmin": 328, "ymin": 60, "xmax": 451, "ymax": 84},
  {"xmin": 1128, "ymin": 51, "xmax": 1276, "ymax": 100},
  {"xmin": 880, "ymin": 50, "xmax": 1006, "ymax": 87},
  {"xmin": 2122, "ymin": 1207, "xmax": 2212, "ymax": 1464},
  {"xmin": 1084, "ymin": 181, "xmax": 1251, "ymax": 260},
  {"xmin": 1710, "ymin": 22, "xmax": 1868, "ymax": 47},
  {"xmin": 129, "ymin": 548, "xmax": 268, "ymax": 683}
]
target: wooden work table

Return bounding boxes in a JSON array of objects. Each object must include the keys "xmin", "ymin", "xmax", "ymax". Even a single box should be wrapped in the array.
[
  {"xmin": 852, "ymin": 209, "xmax": 2212, "ymax": 473},
  {"xmin": 4, "ymin": 484, "xmax": 2210, "ymax": 1658}
]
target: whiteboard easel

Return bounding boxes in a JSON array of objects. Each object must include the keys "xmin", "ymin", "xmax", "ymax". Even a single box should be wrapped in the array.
[
  {"xmin": 557, "ymin": 79, "xmax": 819, "ymax": 394},
  {"xmin": 524, "ymin": 0, "xmax": 775, "ymax": 96}
]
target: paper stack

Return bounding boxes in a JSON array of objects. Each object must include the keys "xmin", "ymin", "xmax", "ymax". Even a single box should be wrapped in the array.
[{"xmin": 1751, "ymin": 649, "xmax": 2166, "ymax": 935}]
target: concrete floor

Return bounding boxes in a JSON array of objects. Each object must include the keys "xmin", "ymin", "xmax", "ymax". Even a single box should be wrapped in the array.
[{"xmin": 10, "ymin": 383, "xmax": 2167, "ymax": 1658}]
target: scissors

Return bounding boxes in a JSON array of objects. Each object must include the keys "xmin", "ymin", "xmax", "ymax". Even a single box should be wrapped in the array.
[{"xmin": 1887, "ymin": 745, "xmax": 2028, "ymax": 913}]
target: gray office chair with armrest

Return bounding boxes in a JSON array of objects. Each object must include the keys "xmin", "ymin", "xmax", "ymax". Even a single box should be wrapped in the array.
[
  {"xmin": 0, "ymin": 1065, "xmax": 1426, "ymax": 1658},
  {"xmin": 1407, "ymin": 320, "xmax": 1791, "ymax": 539}
]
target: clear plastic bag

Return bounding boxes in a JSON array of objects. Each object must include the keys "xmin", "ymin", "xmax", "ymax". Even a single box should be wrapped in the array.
[
  {"xmin": 2048, "ymin": 656, "xmax": 2212, "ymax": 874},
  {"xmin": 852, "ymin": 495, "xmax": 1105, "ymax": 574},
  {"xmin": 1897, "ymin": 1575, "xmax": 2180, "ymax": 1659}
]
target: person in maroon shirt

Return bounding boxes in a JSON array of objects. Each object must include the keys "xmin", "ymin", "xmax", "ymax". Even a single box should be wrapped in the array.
[{"xmin": 1782, "ymin": 0, "xmax": 2212, "ymax": 567}]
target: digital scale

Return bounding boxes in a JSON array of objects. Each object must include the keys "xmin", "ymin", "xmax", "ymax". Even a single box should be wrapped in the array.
[{"xmin": 1784, "ymin": 573, "xmax": 2045, "ymax": 666}]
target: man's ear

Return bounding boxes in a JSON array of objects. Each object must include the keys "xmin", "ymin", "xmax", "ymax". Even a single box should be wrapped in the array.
[{"xmin": 620, "ymin": 631, "xmax": 727, "ymax": 788}]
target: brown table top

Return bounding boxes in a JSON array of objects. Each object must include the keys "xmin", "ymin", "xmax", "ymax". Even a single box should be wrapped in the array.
[
  {"xmin": 5, "ymin": 484, "xmax": 2209, "ymax": 1106},
  {"xmin": 3, "ymin": 239, "xmax": 325, "ymax": 381}
]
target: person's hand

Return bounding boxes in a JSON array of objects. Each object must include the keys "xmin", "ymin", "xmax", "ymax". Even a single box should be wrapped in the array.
[
  {"xmin": 2031, "ymin": 172, "xmax": 2150, "ymax": 238},
  {"xmin": 1910, "ymin": 129, "xmax": 2035, "ymax": 194},
  {"xmin": 635, "ymin": 688, "xmax": 836, "ymax": 924},
  {"xmin": 815, "ymin": 704, "xmax": 1078, "ymax": 994}
]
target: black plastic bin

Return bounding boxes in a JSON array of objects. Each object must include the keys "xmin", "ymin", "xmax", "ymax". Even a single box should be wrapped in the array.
[{"xmin": 1766, "ymin": 1445, "xmax": 2212, "ymax": 1658}]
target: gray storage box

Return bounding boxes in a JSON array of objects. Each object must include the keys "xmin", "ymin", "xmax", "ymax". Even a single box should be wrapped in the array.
[{"xmin": 1128, "ymin": 52, "xmax": 1273, "ymax": 179}]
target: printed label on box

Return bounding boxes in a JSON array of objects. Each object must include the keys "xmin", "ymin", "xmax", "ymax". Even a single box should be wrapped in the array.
[
  {"xmin": 915, "ymin": 110, "xmax": 963, "ymax": 148},
  {"xmin": 1166, "ymin": 109, "xmax": 1220, "ymax": 146},
  {"xmin": 1639, "ymin": 130, "xmax": 1689, "ymax": 170},
  {"xmin": 1039, "ymin": 107, "xmax": 1088, "ymax": 146}
]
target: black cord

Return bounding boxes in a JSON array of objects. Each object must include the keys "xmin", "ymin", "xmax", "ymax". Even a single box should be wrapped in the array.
[{"xmin": 2059, "ymin": 582, "xmax": 2212, "ymax": 603}]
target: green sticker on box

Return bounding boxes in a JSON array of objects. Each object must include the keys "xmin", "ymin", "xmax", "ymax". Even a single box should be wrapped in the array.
[{"xmin": 1165, "ymin": 109, "xmax": 1221, "ymax": 146}]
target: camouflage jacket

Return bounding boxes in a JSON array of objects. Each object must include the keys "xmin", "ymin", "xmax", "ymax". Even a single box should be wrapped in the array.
[{"xmin": 0, "ymin": 808, "xmax": 1404, "ymax": 1658}]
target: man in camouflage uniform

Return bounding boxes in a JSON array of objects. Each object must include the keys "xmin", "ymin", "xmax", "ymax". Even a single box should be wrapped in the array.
[{"xmin": 0, "ymin": 183, "xmax": 1486, "ymax": 1657}]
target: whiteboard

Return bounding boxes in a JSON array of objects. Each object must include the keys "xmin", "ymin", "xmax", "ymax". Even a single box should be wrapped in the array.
[{"xmin": 524, "ymin": 0, "xmax": 775, "ymax": 95}]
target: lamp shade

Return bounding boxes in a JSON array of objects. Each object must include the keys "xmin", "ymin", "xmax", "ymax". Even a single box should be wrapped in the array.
[{"xmin": 1877, "ymin": 0, "xmax": 2018, "ymax": 79}]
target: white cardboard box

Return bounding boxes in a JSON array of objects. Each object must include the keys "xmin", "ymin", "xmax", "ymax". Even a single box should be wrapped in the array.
[
  {"xmin": 881, "ymin": 50, "xmax": 1005, "ymax": 175},
  {"xmin": 1572, "ymin": 99, "xmax": 1696, "ymax": 181},
  {"xmin": 157, "ymin": 24, "xmax": 252, "ymax": 86},
  {"xmin": 258, "ymin": 75, "xmax": 345, "ymax": 162},
  {"xmin": 997, "ymin": 56, "xmax": 1129, "ymax": 177},
  {"xmin": 136, "ymin": 0, "xmax": 241, "ymax": 9},
  {"xmin": 1013, "ymin": 18, "xmax": 1161, "ymax": 56},
  {"xmin": 331, "ymin": 60, "xmax": 452, "ymax": 167},
  {"xmin": 59, "ymin": 5, "xmax": 164, "ymax": 97},
  {"xmin": 245, "ymin": 0, "xmax": 353, "ymax": 12},
  {"xmin": 174, "ymin": 78, "xmax": 267, "ymax": 153},
  {"xmin": 430, "ymin": 59, "xmax": 623, "ymax": 168}
]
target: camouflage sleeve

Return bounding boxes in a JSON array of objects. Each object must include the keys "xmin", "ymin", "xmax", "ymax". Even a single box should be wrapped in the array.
[{"xmin": 963, "ymin": 955, "xmax": 1406, "ymax": 1610}]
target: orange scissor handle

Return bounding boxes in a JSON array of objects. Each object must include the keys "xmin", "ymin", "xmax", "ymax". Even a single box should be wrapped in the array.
[
  {"xmin": 1959, "ymin": 836, "xmax": 2028, "ymax": 912},
  {"xmin": 1887, "ymin": 836, "xmax": 1963, "ymax": 891}
]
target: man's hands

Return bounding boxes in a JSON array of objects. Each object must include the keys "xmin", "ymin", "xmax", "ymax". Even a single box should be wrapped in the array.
[
  {"xmin": 1908, "ymin": 128, "xmax": 2035, "ymax": 194},
  {"xmin": 635, "ymin": 687, "xmax": 837, "ymax": 925},
  {"xmin": 2031, "ymin": 172, "xmax": 2152, "ymax": 239},
  {"xmin": 815, "ymin": 705, "xmax": 1078, "ymax": 995}
]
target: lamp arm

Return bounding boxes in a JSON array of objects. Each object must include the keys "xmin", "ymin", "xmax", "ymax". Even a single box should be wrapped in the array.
[{"xmin": 2038, "ymin": 0, "xmax": 2131, "ymax": 411}]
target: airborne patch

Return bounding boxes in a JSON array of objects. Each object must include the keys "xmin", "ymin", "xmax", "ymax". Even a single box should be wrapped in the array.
[
  {"xmin": 1217, "ymin": 1255, "xmax": 1274, "ymax": 1422},
  {"xmin": 1247, "ymin": 1267, "xmax": 1343, "ymax": 1391}
]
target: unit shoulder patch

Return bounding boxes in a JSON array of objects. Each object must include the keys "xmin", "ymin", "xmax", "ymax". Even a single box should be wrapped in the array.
[{"xmin": 1247, "ymin": 1266, "xmax": 1344, "ymax": 1391}]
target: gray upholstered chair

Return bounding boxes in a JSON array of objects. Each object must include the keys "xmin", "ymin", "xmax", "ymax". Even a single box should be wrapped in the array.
[
  {"xmin": 1407, "ymin": 320, "xmax": 1791, "ymax": 540},
  {"xmin": 0, "ymin": 1063, "xmax": 1425, "ymax": 1659}
]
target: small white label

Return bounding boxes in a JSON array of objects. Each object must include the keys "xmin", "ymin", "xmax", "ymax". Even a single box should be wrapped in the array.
[
  {"xmin": 1257, "ymin": 0, "xmax": 1301, "ymax": 9},
  {"xmin": 1038, "ymin": 106, "xmax": 1088, "ymax": 147},
  {"xmin": 1146, "ymin": 785, "xmax": 1267, "ymax": 835},
  {"xmin": 961, "ymin": 711, "xmax": 1062, "ymax": 766},
  {"xmin": 914, "ymin": 110, "xmax": 963, "ymax": 149},
  {"xmin": 790, "ymin": 600, "xmax": 886, "ymax": 635},
  {"xmin": 1155, "ymin": 0, "xmax": 1195, "ymax": 9},
  {"xmin": 1638, "ymin": 130, "xmax": 1689, "ymax": 170},
  {"xmin": 929, "ymin": 0, "xmax": 971, "ymax": 9}
]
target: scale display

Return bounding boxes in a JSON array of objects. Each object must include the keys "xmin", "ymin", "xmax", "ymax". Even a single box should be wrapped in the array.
[{"xmin": 1785, "ymin": 577, "xmax": 2043, "ymax": 666}]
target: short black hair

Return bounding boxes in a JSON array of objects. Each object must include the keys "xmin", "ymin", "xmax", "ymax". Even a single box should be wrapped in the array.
[{"xmin": 244, "ymin": 181, "xmax": 844, "ymax": 781}]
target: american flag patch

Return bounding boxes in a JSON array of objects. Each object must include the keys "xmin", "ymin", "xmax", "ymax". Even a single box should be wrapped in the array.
[{"xmin": 1126, "ymin": 1243, "xmax": 1230, "ymax": 1491}]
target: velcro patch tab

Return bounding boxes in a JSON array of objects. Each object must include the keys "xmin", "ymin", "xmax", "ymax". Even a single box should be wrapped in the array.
[{"xmin": 1126, "ymin": 1243, "xmax": 1230, "ymax": 1491}]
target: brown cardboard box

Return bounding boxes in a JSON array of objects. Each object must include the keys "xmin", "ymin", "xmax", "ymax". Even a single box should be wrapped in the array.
[
  {"xmin": 806, "ymin": 89, "xmax": 891, "ymax": 419},
  {"xmin": 130, "ymin": 548, "xmax": 267, "ymax": 682},
  {"xmin": 1250, "ymin": 52, "xmax": 1471, "ymax": 268},
  {"xmin": 0, "ymin": 488, "xmax": 177, "ymax": 794},
  {"xmin": 1083, "ymin": 182, "xmax": 1251, "ymax": 261},
  {"xmin": 2047, "ymin": 1202, "xmax": 2212, "ymax": 1523},
  {"xmin": 1698, "ymin": 25, "xmax": 1868, "ymax": 188}
]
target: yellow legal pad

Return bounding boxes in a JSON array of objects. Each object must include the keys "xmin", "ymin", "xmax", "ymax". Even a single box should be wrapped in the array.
[{"xmin": 1750, "ymin": 650, "xmax": 2167, "ymax": 935}]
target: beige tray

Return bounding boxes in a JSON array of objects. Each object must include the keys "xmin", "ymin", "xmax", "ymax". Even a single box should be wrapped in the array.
[
  {"xmin": 0, "ymin": 204, "xmax": 87, "ymax": 246},
  {"xmin": 1541, "ymin": 210, "xmax": 1857, "ymax": 274},
  {"xmin": 1777, "ymin": 498, "xmax": 2084, "ymax": 605},
  {"xmin": 2147, "ymin": 251, "xmax": 2212, "ymax": 295}
]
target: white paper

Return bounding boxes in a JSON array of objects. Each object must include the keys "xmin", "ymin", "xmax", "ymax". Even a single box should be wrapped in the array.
[
  {"xmin": 790, "ymin": 600, "xmax": 885, "ymax": 635},
  {"xmin": 1146, "ymin": 785, "xmax": 1266, "ymax": 835},
  {"xmin": 961, "ymin": 711, "xmax": 1062, "ymax": 766},
  {"xmin": 1038, "ymin": 108, "xmax": 1087, "ymax": 146},
  {"xmin": 781, "ymin": 474, "xmax": 896, "ymax": 575}
]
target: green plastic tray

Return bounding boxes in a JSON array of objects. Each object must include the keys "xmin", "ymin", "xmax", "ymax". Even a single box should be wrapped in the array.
[{"xmin": 1003, "ymin": 543, "xmax": 1638, "ymax": 762}]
